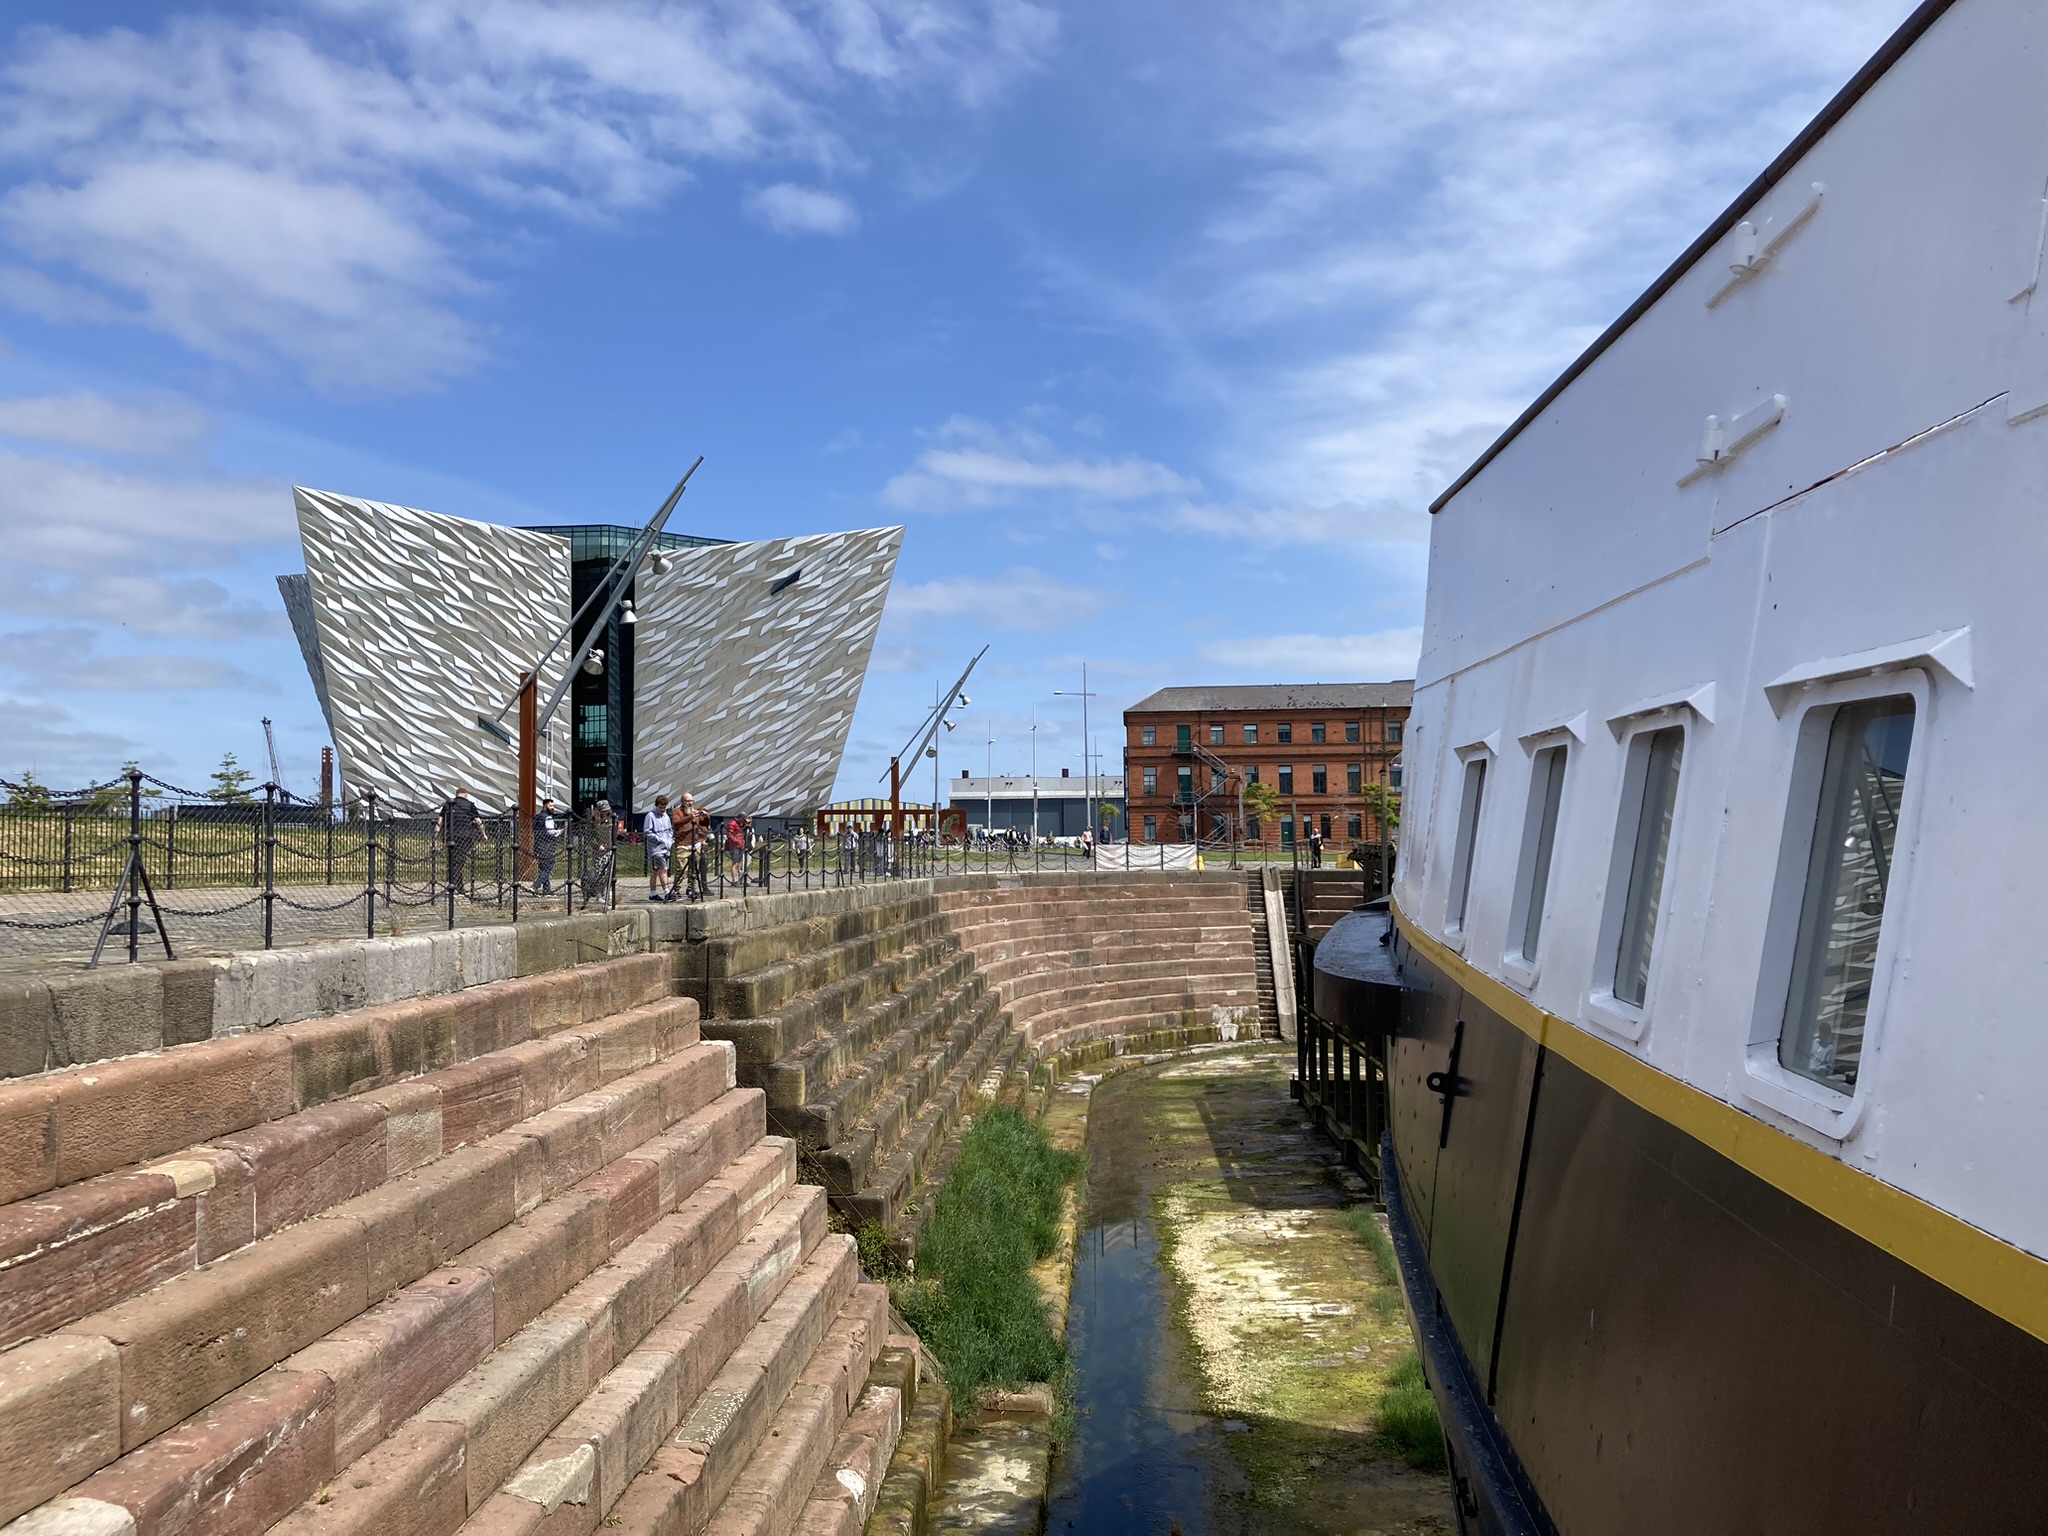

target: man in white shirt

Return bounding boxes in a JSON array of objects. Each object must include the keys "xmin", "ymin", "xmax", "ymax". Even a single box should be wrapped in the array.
[{"xmin": 643, "ymin": 794, "xmax": 676, "ymax": 902}]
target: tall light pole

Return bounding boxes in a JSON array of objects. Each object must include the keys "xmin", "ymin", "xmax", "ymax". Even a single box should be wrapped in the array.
[
  {"xmin": 1029, "ymin": 705, "xmax": 1039, "ymax": 856},
  {"xmin": 985, "ymin": 724, "xmax": 994, "ymax": 839},
  {"xmin": 1054, "ymin": 662, "xmax": 1097, "ymax": 851}
]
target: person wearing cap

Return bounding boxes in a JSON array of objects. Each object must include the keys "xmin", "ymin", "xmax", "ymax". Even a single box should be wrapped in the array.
[{"xmin": 533, "ymin": 796, "xmax": 563, "ymax": 894}]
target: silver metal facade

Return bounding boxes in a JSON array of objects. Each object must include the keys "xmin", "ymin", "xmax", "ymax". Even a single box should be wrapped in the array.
[
  {"xmin": 631, "ymin": 526, "xmax": 902, "ymax": 816},
  {"xmin": 292, "ymin": 487, "xmax": 573, "ymax": 811}
]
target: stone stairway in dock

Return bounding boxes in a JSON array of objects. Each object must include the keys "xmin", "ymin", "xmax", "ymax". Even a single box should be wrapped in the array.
[
  {"xmin": 0, "ymin": 923, "xmax": 914, "ymax": 1536},
  {"xmin": 933, "ymin": 875, "xmax": 1262, "ymax": 1068},
  {"xmin": 0, "ymin": 875, "xmax": 1269, "ymax": 1536},
  {"xmin": 665, "ymin": 884, "xmax": 1025, "ymax": 1250}
]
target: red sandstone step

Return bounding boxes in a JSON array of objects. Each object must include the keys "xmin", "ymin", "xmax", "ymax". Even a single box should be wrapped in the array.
[
  {"xmin": 13, "ymin": 1118, "xmax": 789, "ymax": 1536},
  {"xmin": 0, "ymin": 998, "xmax": 703, "ymax": 1354},
  {"xmin": 267, "ymin": 1175, "xmax": 822, "ymax": 1536},
  {"xmin": 604, "ymin": 1233, "xmax": 861, "ymax": 1536},
  {"xmin": 839, "ymin": 1013, "xmax": 1013, "ymax": 1230},
  {"xmin": 0, "ymin": 1068, "xmax": 758, "ymax": 1527},
  {"xmin": 700, "ymin": 1284, "xmax": 891, "ymax": 1536},
  {"xmin": 454, "ymin": 1188, "xmax": 837, "ymax": 1533},
  {"xmin": 0, "ymin": 952, "xmax": 672, "ymax": 1207},
  {"xmin": 703, "ymin": 935, "xmax": 958, "ymax": 1068},
  {"xmin": 789, "ymin": 1379, "xmax": 906, "ymax": 1536}
]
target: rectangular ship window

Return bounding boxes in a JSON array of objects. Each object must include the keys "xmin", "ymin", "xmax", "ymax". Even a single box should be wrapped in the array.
[
  {"xmin": 1446, "ymin": 757, "xmax": 1487, "ymax": 932},
  {"xmin": 1510, "ymin": 745, "xmax": 1569, "ymax": 961},
  {"xmin": 1612, "ymin": 728, "xmax": 1684, "ymax": 1007},
  {"xmin": 1779, "ymin": 696, "xmax": 1916, "ymax": 1093}
]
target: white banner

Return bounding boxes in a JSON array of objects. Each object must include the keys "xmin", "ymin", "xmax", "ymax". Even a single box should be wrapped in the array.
[{"xmin": 1094, "ymin": 841, "xmax": 1199, "ymax": 871}]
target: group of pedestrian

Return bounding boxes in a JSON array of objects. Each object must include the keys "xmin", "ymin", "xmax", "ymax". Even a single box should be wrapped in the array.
[{"xmin": 638, "ymin": 792, "xmax": 715, "ymax": 903}]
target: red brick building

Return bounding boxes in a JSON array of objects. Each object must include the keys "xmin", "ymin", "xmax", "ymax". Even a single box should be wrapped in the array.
[{"xmin": 1123, "ymin": 682, "xmax": 1412, "ymax": 849}]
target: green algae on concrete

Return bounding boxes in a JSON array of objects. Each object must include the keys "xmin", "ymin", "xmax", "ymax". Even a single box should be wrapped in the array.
[{"xmin": 1050, "ymin": 1043, "xmax": 1453, "ymax": 1535}]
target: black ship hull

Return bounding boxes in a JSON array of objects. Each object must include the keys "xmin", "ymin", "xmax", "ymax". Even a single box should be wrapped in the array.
[{"xmin": 1316, "ymin": 912, "xmax": 2048, "ymax": 1533}]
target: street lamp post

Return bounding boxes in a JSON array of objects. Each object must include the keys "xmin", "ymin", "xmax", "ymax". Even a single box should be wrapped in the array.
[
  {"xmin": 1054, "ymin": 663, "xmax": 1098, "ymax": 860},
  {"xmin": 985, "ymin": 726, "xmax": 994, "ymax": 847}
]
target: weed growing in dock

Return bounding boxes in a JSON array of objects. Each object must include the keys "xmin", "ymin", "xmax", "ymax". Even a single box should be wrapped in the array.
[
  {"xmin": 893, "ymin": 1107, "xmax": 1084, "ymax": 1402},
  {"xmin": 1375, "ymin": 1352, "xmax": 1447, "ymax": 1470}
]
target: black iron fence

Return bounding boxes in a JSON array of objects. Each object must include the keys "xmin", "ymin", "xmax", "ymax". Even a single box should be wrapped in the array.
[{"xmin": 0, "ymin": 770, "xmax": 1161, "ymax": 966}]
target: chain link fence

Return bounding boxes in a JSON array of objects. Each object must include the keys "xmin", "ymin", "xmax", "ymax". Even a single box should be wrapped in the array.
[{"xmin": 0, "ymin": 770, "xmax": 1127, "ymax": 969}]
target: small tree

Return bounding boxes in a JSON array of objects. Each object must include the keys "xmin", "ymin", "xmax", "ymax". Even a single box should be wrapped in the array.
[
  {"xmin": 210, "ymin": 752, "xmax": 256, "ymax": 804},
  {"xmin": 5, "ymin": 770, "xmax": 52, "ymax": 811},
  {"xmin": 1360, "ymin": 782, "xmax": 1402, "ymax": 839},
  {"xmin": 1242, "ymin": 780, "xmax": 1281, "ymax": 842}
]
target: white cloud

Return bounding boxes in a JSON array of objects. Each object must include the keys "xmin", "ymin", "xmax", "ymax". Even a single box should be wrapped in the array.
[
  {"xmin": 0, "ymin": 625, "xmax": 274, "ymax": 692},
  {"xmin": 0, "ymin": 450, "xmax": 287, "ymax": 576},
  {"xmin": 1198, "ymin": 628, "xmax": 1422, "ymax": 680},
  {"xmin": 0, "ymin": 694, "xmax": 134, "ymax": 782},
  {"xmin": 0, "ymin": 389, "xmax": 211, "ymax": 453},
  {"xmin": 883, "ymin": 416, "xmax": 1199, "ymax": 511},
  {"xmin": 747, "ymin": 182, "xmax": 859, "ymax": 234},
  {"xmin": 887, "ymin": 567, "xmax": 1106, "ymax": 632},
  {"xmin": 1027, "ymin": 0, "xmax": 1911, "ymax": 528},
  {"xmin": 0, "ymin": 4, "xmax": 1056, "ymax": 388}
]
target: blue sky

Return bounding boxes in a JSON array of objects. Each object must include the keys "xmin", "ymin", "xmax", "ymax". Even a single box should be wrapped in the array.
[{"xmin": 0, "ymin": 0, "xmax": 1913, "ymax": 799}]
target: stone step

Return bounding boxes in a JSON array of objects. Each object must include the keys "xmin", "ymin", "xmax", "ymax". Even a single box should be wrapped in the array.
[
  {"xmin": 767, "ymin": 971, "xmax": 989, "ymax": 1153},
  {"xmin": 701, "ymin": 1285, "xmax": 892, "ymax": 1536},
  {"xmin": 707, "ymin": 914, "xmax": 950, "ymax": 1021},
  {"xmin": 862, "ymin": 1369, "xmax": 949, "ymax": 1536},
  {"xmin": 839, "ymin": 1013, "xmax": 1015, "ymax": 1231},
  {"xmin": 789, "ymin": 1377, "xmax": 906, "ymax": 1536},
  {"xmin": 693, "ymin": 895, "xmax": 941, "ymax": 986},
  {"xmin": 808, "ymin": 993, "xmax": 1003, "ymax": 1201},
  {"xmin": 0, "ymin": 1063, "xmax": 759, "ymax": 1527},
  {"xmin": 985, "ymin": 954, "xmax": 1253, "ymax": 1005},
  {"xmin": 1008, "ymin": 987, "xmax": 1256, "ymax": 1047},
  {"xmin": 752, "ymin": 951, "xmax": 977, "ymax": 1114},
  {"xmin": 0, "ymin": 997, "xmax": 703, "ymax": 1354},
  {"xmin": 604, "ymin": 1234, "xmax": 862, "ymax": 1535},
  {"xmin": 702, "ymin": 935, "xmax": 959, "ymax": 1069},
  {"xmin": 267, "ymin": 1176, "xmax": 823, "ymax": 1536},
  {"xmin": 939, "ymin": 908, "xmax": 1251, "ymax": 945},
  {"xmin": 1029, "ymin": 1008, "xmax": 1262, "ymax": 1065},
  {"xmin": 0, "ymin": 951, "xmax": 672, "ymax": 1207}
]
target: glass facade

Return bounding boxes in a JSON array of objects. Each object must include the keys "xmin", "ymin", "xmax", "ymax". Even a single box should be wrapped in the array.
[{"xmin": 524, "ymin": 523, "xmax": 730, "ymax": 811}]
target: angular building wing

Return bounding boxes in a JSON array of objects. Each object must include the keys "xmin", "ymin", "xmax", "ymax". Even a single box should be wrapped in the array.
[
  {"xmin": 291, "ymin": 487, "xmax": 573, "ymax": 811},
  {"xmin": 631, "ymin": 526, "xmax": 902, "ymax": 817},
  {"xmin": 282, "ymin": 488, "xmax": 902, "ymax": 818}
]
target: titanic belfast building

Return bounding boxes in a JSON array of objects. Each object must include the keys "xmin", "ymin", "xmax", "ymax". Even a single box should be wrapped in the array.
[{"xmin": 278, "ymin": 487, "xmax": 902, "ymax": 817}]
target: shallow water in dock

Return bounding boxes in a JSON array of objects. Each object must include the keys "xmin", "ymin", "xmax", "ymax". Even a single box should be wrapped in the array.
[{"xmin": 1044, "ymin": 1044, "xmax": 1453, "ymax": 1536}]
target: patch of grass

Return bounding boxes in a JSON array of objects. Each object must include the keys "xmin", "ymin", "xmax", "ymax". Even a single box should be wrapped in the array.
[
  {"xmin": 1340, "ymin": 1204, "xmax": 1399, "ymax": 1283},
  {"xmin": 1374, "ymin": 1351, "xmax": 1446, "ymax": 1470},
  {"xmin": 855, "ymin": 1220, "xmax": 909, "ymax": 1280},
  {"xmin": 891, "ymin": 1106, "xmax": 1083, "ymax": 1402}
]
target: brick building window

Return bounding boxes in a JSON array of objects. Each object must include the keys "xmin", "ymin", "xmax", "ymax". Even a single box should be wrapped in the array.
[
  {"xmin": 1277, "ymin": 723, "xmax": 1293, "ymax": 744},
  {"xmin": 1244, "ymin": 724, "xmax": 1258, "ymax": 744},
  {"xmin": 1280, "ymin": 816, "xmax": 1295, "ymax": 848},
  {"xmin": 1312, "ymin": 765, "xmax": 1327, "ymax": 795},
  {"xmin": 1177, "ymin": 765, "xmax": 1193, "ymax": 800},
  {"xmin": 1176, "ymin": 724, "xmax": 1192, "ymax": 751},
  {"xmin": 1389, "ymin": 721, "xmax": 1404, "ymax": 744},
  {"xmin": 1247, "ymin": 766, "xmax": 1260, "ymax": 784},
  {"xmin": 1391, "ymin": 764, "xmax": 1404, "ymax": 788},
  {"xmin": 1142, "ymin": 766, "xmax": 1157, "ymax": 795},
  {"xmin": 1321, "ymin": 813, "xmax": 1332, "ymax": 838},
  {"xmin": 1143, "ymin": 815, "xmax": 1156, "ymax": 841},
  {"xmin": 1311, "ymin": 722, "xmax": 1326, "ymax": 744},
  {"xmin": 1346, "ymin": 721, "xmax": 1360, "ymax": 743},
  {"xmin": 1209, "ymin": 723, "xmax": 1224, "ymax": 746},
  {"xmin": 1347, "ymin": 814, "xmax": 1362, "ymax": 839},
  {"xmin": 1141, "ymin": 726, "xmax": 1156, "ymax": 746},
  {"xmin": 1278, "ymin": 765, "xmax": 1294, "ymax": 794},
  {"xmin": 1347, "ymin": 763, "xmax": 1362, "ymax": 794}
]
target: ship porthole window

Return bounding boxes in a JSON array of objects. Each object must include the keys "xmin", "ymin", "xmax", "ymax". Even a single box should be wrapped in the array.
[
  {"xmin": 1586, "ymin": 723, "xmax": 1686, "ymax": 1041},
  {"xmin": 1505, "ymin": 743, "xmax": 1570, "ymax": 977},
  {"xmin": 1743, "ymin": 668, "xmax": 1931, "ymax": 1138},
  {"xmin": 1778, "ymin": 694, "xmax": 1915, "ymax": 1094},
  {"xmin": 1444, "ymin": 754, "xmax": 1489, "ymax": 940}
]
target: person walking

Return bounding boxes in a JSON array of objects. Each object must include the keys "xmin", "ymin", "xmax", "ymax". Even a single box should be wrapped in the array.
[
  {"xmin": 792, "ymin": 825, "xmax": 811, "ymax": 877},
  {"xmin": 643, "ymin": 794, "xmax": 676, "ymax": 901},
  {"xmin": 533, "ymin": 796, "xmax": 563, "ymax": 893},
  {"xmin": 581, "ymin": 800, "xmax": 621, "ymax": 907},
  {"xmin": 725, "ymin": 814, "xmax": 747, "ymax": 886},
  {"xmin": 1308, "ymin": 824, "xmax": 1324, "ymax": 868},
  {"xmin": 437, "ymin": 786, "xmax": 486, "ymax": 894}
]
